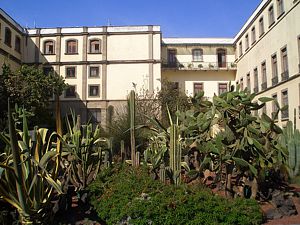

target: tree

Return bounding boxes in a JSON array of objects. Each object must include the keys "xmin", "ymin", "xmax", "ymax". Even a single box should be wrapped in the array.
[{"xmin": 0, "ymin": 64, "xmax": 67, "ymax": 130}]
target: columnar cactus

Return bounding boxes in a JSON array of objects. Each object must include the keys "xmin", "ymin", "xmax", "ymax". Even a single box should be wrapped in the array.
[
  {"xmin": 170, "ymin": 124, "xmax": 182, "ymax": 186},
  {"xmin": 159, "ymin": 163, "xmax": 166, "ymax": 183},
  {"xmin": 120, "ymin": 140, "xmax": 125, "ymax": 161},
  {"xmin": 129, "ymin": 90, "xmax": 136, "ymax": 166}
]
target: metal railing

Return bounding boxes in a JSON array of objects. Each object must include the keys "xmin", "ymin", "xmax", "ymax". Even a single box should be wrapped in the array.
[
  {"xmin": 281, "ymin": 71, "xmax": 289, "ymax": 82},
  {"xmin": 272, "ymin": 76, "xmax": 278, "ymax": 86},
  {"xmin": 162, "ymin": 61, "xmax": 237, "ymax": 70},
  {"xmin": 261, "ymin": 82, "xmax": 267, "ymax": 91}
]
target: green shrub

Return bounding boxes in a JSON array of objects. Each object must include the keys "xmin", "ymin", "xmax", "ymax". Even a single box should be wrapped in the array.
[{"xmin": 89, "ymin": 165, "xmax": 263, "ymax": 225}]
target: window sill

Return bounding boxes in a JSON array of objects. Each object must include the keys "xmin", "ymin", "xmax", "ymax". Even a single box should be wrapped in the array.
[
  {"xmin": 88, "ymin": 52, "xmax": 102, "ymax": 54},
  {"xmin": 88, "ymin": 95, "xmax": 100, "ymax": 98},
  {"xmin": 65, "ymin": 53, "xmax": 79, "ymax": 55},
  {"xmin": 281, "ymin": 117, "xmax": 289, "ymax": 121},
  {"xmin": 192, "ymin": 60, "xmax": 203, "ymax": 62},
  {"xmin": 259, "ymin": 33, "xmax": 265, "ymax": 38},
  {"xmin": 89, "ymin": 76, "xmax": 100, "ymax": 79},
  {"xmin": 43, "ymin": 53, "xmax": 56, "ymax": 56},
  {"xmin": 65, "ymin": 77, "xmax": 77, "ymax": 79},
  {"xmin": 268, "ymin": 22, "xmax": 275, "ymax": 28},
  {"xmin": 277, "ymin": 12, "xmax": 285, "ymax": 20}
]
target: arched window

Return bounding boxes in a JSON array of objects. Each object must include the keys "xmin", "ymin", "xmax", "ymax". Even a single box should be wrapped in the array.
[
  {"xmin": 44, "ymin": 40, "xmax": 55, "ymax": 54},
  {"xmin": 89, "ymin": 39, "xmax": 101, "ymax": 53},
  {"xmin": 192, "ymin": 49, "xmax": 203, "ymax": 61},
  {"xmin": 4, "ymin": 27, "xmax": 12, "ymax": 47},
  {"xmin": 66, "ymin": 39, "xmax": 78, "ymax": 54}
]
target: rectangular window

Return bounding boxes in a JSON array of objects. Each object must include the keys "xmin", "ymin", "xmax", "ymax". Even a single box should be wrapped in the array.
[
  {"xmin": 239, "ymin": 41, "xmax": 243, "ymax": 56},
  {"xmin": 272, "ymin": 93, "xmax": 278, "ymax": 120},
  {"xmin": 192, "ymin": 49, "xmax": 203, "ymax": 61},
  {"xmin": 246, "ymin": 73, "xmax": 251, "ymax": 92},
  {"xmin": 65, "ymin": 85, "xmax": 76, "ymax": 98},
  {"xmin": 88, "ymin": 109, "xmax": 101, "ymax": 124},
  {"xmin": 269, "ymin": 5, "xmax": 275, "ymax": 26},
  {"xmin": 193, "ymin": 82, "xmax": 203, "ymax": 95},
  {"xmin": 245, "ymin": 34, "xmax": 249, "ymax": 50},
  {"xmin": 89, "ymin": 66, "xmax": 100, "ymax": 78},
  {"xmin": 15, "ymin": 36, "xmax": 21, "ymax": 53},
  {"xmin": 281, "ymin": 47, "xmax": 289, "ymax": 81},
  {"xmin": 277, "ymin": 0, "xmax": 284, "ymax": 17},
  {"xmin": 271, "ymin": 54, "xmax": 278, "ymax": 85},
  {"xmin": 261, "ymin": 62, "xmax": 267, "ymax": 90},
  {"xmin": 240, "ymin": 78, "xmax": 244, "ymax": 90},
  {"xmin": 168, "ymin": 49, "xmax": 177, "ymax": 66},
  {"xmin": 218, "ymin": 83, "xmax": 228, "ymax": 95},
  {"xmin": 254, "ymin": 68, "xmax": 259, "ymax": 93},
  {"xmin": 251, "ymin": 27, "xmax": 256, "ymax": 44},
  {"xmin": 89, "ymin": 85, "xmax": 100, "ymax": 97},
  {"xmin": 259, "ymin": 17, "xmax": 264, "ymax": 36},
  {"xmin": 4, "ymin": 27, "xmax": 12, "ymax": 47},
  {"xmin": 66, "ymin": 67, "xmax": 76, "ymax": 78},
  {"xmin": 43, "ymin": 67, "xmax": 54, "ymax": 76},
  {"xmin": 281, "ymin": 89, "xmax": 289, "ymax": 119}
]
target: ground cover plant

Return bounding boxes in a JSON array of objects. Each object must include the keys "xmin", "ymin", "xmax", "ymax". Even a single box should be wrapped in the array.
[{"xmin": 89, "ymin": 165, "xmax": 263, "ymax": 225}]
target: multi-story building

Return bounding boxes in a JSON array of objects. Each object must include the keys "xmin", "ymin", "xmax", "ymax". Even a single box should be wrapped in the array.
[
  {"xmin": 161, "ymin": 38, "xmax": 236, "ymax": 99},
  {"xmin": 0, "ymin": 9, "xmax": 24, "ymax": 71},
  {"xmin": 234, "ymin": 0, "xmax": 300, "ymax": 128},
  {"xmin": 0, "ymin": 0, "xmax": 299, "ymax": 128}
]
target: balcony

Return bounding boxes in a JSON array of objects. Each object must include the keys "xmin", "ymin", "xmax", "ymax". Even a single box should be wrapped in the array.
[
  {"xmin": 281, "ymin": 70, "xmax": 289, "ymax": 82},
  {"xmin": 161, "ymin": 61, "xmax": 237, "ymax": 71},
  {"xmin": 261, "ymin": 82, "xmax": 267, "ymax": 91},
  {"xmin": 271, "ymin": 76, "xmax": 278, "ymax": 86},
  {"xmin": 253, "ymin": 87, "xmax": 259, "ymax": 93}
]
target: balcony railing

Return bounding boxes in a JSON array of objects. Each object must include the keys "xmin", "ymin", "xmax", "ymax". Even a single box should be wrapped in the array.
[
  {"xmin": 281, "ymin": 70, "xmax": 289, "ymax": 82},
  {"xmin": 162, "ymin": 61, "xmax": 237, "ymax": 70},
  {"xmin": 253, "ymin": 87, "xmax": 259, "ymax": 93},
  {"xmin": 272, "ymin": 76, "xmax": 278, "ymax": 86},
  {"xmin": 261, "ymin": 82, "xmax": 267, "ymax": 91}
]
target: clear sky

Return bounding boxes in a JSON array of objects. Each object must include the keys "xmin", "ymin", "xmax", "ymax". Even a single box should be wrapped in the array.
[{"xmin": 1, "ymin": 0, "xmax": 262, "ymax": 38}]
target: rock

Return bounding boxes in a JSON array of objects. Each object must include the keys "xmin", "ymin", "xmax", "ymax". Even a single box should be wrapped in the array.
[
  {"xmin": 271, "ymin": 191, "xmax": 285, "ymax": 207},
  {"xmin": 265, "ymin": 208, "xmax": 283, "ymax": 220}
]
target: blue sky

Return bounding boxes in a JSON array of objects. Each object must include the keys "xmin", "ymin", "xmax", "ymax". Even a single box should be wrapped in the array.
[{"xmin": 1, "ymin": 0, "xmax": 261, "ymax": 38}]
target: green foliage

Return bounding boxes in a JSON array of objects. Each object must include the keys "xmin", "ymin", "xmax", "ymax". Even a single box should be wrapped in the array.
[
  {"xmin": 0, "ymin": 102, "xmax": 63, "ymax": 224},
  {"xmin": 0, "ymin": 64, "xmax": 67, "ymax": 130},
  {"xmin": 280, "ymin": 121, "xmax": 300, "ymax": 179},
  {"xmin": 158, "ymin": 79, "xmax": 191, "ymax": 126},
  {"xmin": 63, "ymin": 110, "xmax": 108, "ymax": 191},
  {"xmin": 89, "ymin": 165, "xmax": 263, "ymax": 225}
]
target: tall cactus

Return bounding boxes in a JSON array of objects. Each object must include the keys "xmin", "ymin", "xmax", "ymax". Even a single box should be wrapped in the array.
[
  {"xmin": 282, "ymin": 121, "xmax": 300, "ymax": 178},
  {"xmin": 170, "ymin": 124, "xmax": 182, "ymax": 186},
  {"xmin": 129, "ymin": 90, "xmax": 136, "ymax": 166}
]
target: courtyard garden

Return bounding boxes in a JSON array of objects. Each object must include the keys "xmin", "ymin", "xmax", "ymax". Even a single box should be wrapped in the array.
[{"xmin": 0, "ymin": 65, "xmax": 300, "ymax": 224}]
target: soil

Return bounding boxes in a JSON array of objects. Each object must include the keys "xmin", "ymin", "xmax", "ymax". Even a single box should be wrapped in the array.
[{"xmin": 261, "ymin": 184, "xmax": 300, "ymax": 225}]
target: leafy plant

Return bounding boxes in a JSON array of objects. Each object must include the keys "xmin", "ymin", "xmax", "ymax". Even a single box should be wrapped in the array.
[
  {"xmin": 63, "ymin": 110, "xmax": 107, "ymax": 191},
  {"xmin": 0, "ymin": 101, "xmax": 63, "ymax": 224}
]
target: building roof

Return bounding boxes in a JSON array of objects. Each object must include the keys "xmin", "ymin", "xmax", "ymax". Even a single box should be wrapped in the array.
[
  {"xmin": 162, "ymin": 38, "xmax": 234, "ymax": 45},
  {"xmin": 0, "ymin": 8, "xmax": 24, "ymax": 33},
  {"xmin": 233, "ymin": 0, "xmax": 269, "ymax": 43}
]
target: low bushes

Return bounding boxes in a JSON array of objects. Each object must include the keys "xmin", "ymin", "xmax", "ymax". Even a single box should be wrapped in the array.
[{"xmin": 89, "ymin": 165, "xmax": 263, "ymax": 225}]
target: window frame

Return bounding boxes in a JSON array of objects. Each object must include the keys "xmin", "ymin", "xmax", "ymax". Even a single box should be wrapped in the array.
[
  {"xmin": 89, "ymin": 66, "xmax": 100, "ymax": 78},
  {"xmin": 65, "ymin": 85, "xmax": 77, "ymax": 98},
  {"xmin": 43, "ymin": 40, "xmax": 55, "ymax": 55},
  {"xmin": 268, "ymin": 5, "xmax": 275, "ymax": 27},
  {"xmin": 65, "ymin": 66, "xmax": 76, "ymax": 79},
  {"xmin": 277, "ymin": 0, "xmax": 284, "ymax": 18},
  {"xmin": 245, "ymin": 34, "xmax": 249, "ymax": 50},
  {"xmin": 15, "ymin": 35, "xmax": 21, "ymax": 53},
  {"xmin": 4, "ymin": 27, "xmax": 12, "ymax": 47},
  {"xmin": 88, "ymin": 84, "xmax": 100, "ymax": 97},
  {"xmin": 246, "ymin": 73, "xmax": 251, "ymax": 92},
  {"xmin": 192, "ymin": 48, "xmax": 203, "ymax": 62},
  {"xmin": 281, "ymin": 46, "xmax": 289, "ymax": 74},
  {"xmin": 89, "ymin": 39, "xmax": 101, "ymax": 54},
  {"xmin": 281, "ymin": 89, "xmax": 289, "ymax": 120},
  {"xmin": 239, "ymin": 41, "xmax": 243, "ymax": 57},
  {"xmin": 254, "ymin": 67, "xmax": 259, "ymax": 93},
  {"xmin": 65, "ymin": 39, "xmax": 78, "ymax": 54},
  {"xmin": 259, "ymin": 17, "xmax": 265, "ymax": 37},
  {"xmin": 218, "ymin": 83, "xmax": 228, "ymax": 95},
  {"xmin": 193, "ymin": 82, "xmax": 203, "ymax": 95},
  {"xmin": 251, "ymin": 26, "xmax": 256, "ymax": 45}
]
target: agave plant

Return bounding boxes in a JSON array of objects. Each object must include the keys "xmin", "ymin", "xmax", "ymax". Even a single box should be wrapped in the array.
[
  {"xmin": 63, "ymin": 110, "xmax": 108, "ymax": 192},
  {"xmin": 0, "ymin": 101, "xmax": 63, "ymax": 224}
]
